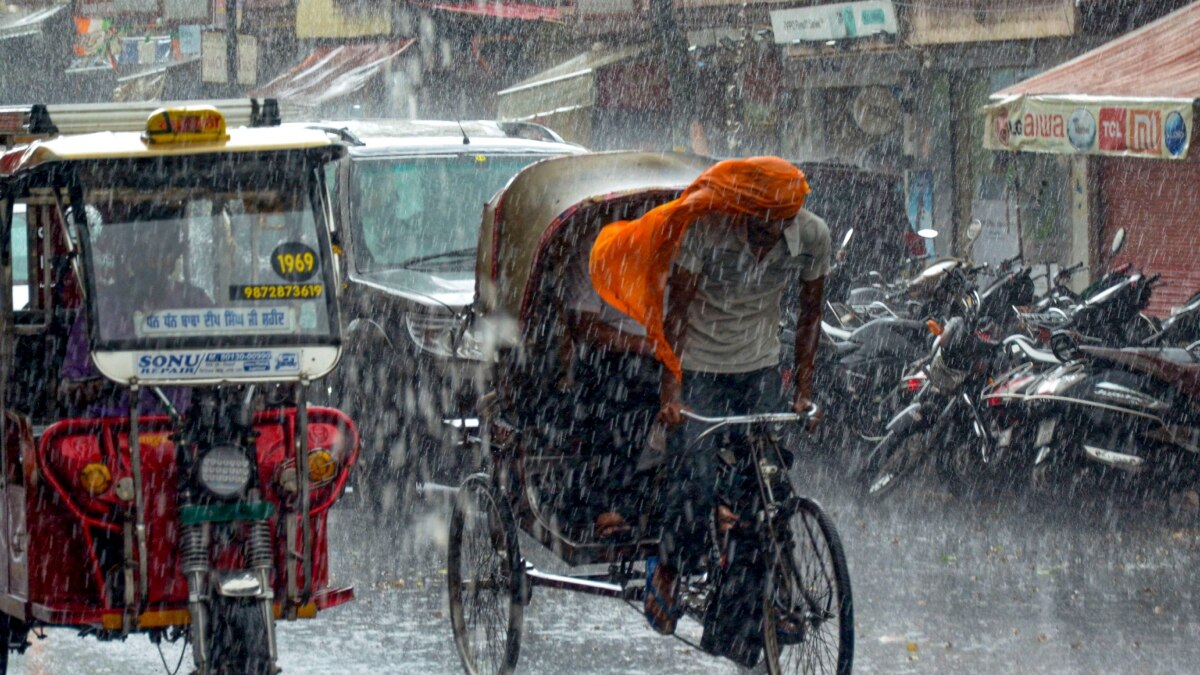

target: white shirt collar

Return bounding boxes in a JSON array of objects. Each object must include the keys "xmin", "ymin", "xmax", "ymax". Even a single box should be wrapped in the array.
[{"xmin": 783, "ymin": 219, "xmax": 802, "ymax": 257}]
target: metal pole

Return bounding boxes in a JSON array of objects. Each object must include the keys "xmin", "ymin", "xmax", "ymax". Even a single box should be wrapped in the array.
[
  {"xmin": 297, "ymin": 379, "xmax": 312, "ymax": 605},
  {"xmin": 649, "ymin": 0, "xmax": 696, "ymax": 151},
  {"xmin": 129, "ymin": 385, "xmax": 149, "ymax": 613},
  {"xmin": 226, "ymin": 0, "xmax": 239, "ymax": 96}
]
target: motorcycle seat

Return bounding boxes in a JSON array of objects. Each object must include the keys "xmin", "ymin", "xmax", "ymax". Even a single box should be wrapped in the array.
[
  {"xmin": 1081, "ymin": 346, "xmax": 1200, "ymax": 399},
  {"xmin": 821, "ymin": 321, "xmax": 854, "ymax": 342},
  {"xmin": 1004, "ymin": 335, "xmax": 1060, "ymax": 365}
]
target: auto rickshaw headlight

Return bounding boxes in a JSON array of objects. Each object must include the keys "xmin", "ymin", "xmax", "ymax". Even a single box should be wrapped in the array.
[
  {"xmin": 307, "ymin": 449, "xmax": 337, "ymax": 485},
  {"xmin": 198, "ymin": 445, "xmax": 254, "ymax": 499},
  {"xmin": 79, "ymin": 462, "xmax": 112, "ymax": 496}
]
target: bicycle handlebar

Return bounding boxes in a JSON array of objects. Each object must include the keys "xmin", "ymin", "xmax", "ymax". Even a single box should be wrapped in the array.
[{"xmin": 681, "ymin": 404, "xmax": 820, "ymax": 426}]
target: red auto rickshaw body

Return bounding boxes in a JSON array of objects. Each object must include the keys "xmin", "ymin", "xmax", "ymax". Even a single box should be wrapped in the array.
[{"xmin": 1, "ymin": 406, "xmax": 357, "ymax": 631}]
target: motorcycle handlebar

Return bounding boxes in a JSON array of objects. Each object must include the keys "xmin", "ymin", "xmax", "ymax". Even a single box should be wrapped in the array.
[{"xmin": 998, "ymin": 254, "xmax": 1023, "ymax": 271}]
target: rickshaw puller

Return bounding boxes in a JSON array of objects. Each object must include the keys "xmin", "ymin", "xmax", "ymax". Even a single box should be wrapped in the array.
[{"xmin": 589, "ymin": 157, "xmax": 829, "ymax": 649}]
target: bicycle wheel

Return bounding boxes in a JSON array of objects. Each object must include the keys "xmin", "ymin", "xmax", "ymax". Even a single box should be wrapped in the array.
[
  {"xmin": 447, "ymin": 473, "xmax": 524, "ymax": 675},
  {"xmin": 762, "ymin": 497, "xmax": 853, "ymax": 675}
]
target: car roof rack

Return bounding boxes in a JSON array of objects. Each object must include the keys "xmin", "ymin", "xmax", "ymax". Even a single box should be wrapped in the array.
[{"xmin": 0, "ymin": 98, "xmax": 286, "ymax": 148}]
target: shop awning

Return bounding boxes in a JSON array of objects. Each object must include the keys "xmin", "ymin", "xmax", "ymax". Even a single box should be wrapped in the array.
[
  {"xmin": 496, "ymin": 44, "xmax": 646, "ymax": 122},
  {"xmin": 982, "ymin": 3, "xmax": 1200, "ymax": 159},
  {"xmin": 417, "ymin": 2, "xmax": 561, "ymax": 21},
  {"xmin": 113, "ymin": 57, "xmax": 202, "ymax": 103},
  {"xmin": 251, "ymin": 40, "xmax": 415, "ymax": 107},
  {"xmin": 0, "ymin": 4, "xmax": 66, "ymax": 42}
]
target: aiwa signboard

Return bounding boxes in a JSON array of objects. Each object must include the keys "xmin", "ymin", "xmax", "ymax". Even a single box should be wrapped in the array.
[{"xmin": 770, "ymin": 1, "xmax": 898, "ymax": 43}]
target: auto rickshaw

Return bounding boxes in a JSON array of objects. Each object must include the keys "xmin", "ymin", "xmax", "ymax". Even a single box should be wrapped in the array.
[
  {"xmin": 0, "ymin": 101, "xmax": 358, "ymax": 674},
  {"xmin": 448, "ymin": 151, "xmax": 853, "ymax": 674}
]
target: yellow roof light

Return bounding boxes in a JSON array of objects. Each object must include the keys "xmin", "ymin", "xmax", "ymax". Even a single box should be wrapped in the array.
[{"xmin": 144, "ymin": 106, "xmax": 230, "ymax": 146}]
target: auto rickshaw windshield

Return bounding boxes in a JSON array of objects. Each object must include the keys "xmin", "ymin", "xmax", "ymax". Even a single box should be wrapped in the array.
[{"xmin": 71, "ymin": 154, "xmax": 336, "ymax": 347}]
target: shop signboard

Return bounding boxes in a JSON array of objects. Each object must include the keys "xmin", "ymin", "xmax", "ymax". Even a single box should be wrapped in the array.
[
  {"xmin": 984, "ymin": 95, "xmax": 1193, "ymax": 160},
  {"xmin": 577, "ymin": 0, "xmax": 636, "ymax": 16},
  {"xmin": 770, "ymin": 1, "xmax": 897, "ymax": 43}
]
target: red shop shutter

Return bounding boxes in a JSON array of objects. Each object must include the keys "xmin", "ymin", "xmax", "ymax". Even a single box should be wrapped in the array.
[{"xmin": 1100, "ymin": 153, "xmax": 1200, "ymax": 316}]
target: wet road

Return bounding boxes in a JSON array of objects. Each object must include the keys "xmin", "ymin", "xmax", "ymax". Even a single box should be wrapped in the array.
[{"xmin": 9, "ymin": 449, "xmax": 1200, "ymax": 674}]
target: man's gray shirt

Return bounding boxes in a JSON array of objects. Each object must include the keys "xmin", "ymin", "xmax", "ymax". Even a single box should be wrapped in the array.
[{"xmin": 674, "ymin": 208, "xmax": 831, "ymax": 374}]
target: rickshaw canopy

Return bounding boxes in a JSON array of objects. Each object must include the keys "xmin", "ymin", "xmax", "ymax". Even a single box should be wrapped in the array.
[{"xmin": 476, "ymin": 150, "xmax": 714, "ymax": 321}]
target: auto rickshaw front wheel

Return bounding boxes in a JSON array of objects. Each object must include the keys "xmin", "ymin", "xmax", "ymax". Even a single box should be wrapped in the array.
[{"xmin": 207, "ymin": 596, "xmax": 274, "ymax": 675}]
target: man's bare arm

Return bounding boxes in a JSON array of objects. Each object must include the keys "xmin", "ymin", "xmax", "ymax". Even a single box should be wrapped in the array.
[
  {"xmin": 659, "ymin": 269, "xmax": 699, "ymax": 425},
  {"xmin": 792, "ymin": 275, "xmax": 825, "ymax": 413}
]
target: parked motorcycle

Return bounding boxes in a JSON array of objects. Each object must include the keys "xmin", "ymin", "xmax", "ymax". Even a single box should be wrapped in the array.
[
  {"xmin": 859, "ymin": 268, "xmax": 1030, "ymax": 498},
  {"xmin": 1016, "ymin": 335, "xmax": 1200, "ymax": 494}
]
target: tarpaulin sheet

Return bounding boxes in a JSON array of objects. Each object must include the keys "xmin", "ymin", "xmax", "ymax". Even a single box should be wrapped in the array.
[{"xmin": 251, "ymin": 40, "xmax": 414, "ymax": 106}]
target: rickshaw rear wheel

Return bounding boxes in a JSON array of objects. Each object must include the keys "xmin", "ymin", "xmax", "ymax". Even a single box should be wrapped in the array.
[
  {"xmin": 448, "ymin": 473, "xmax": 524, "ymax": 675},
  {"xmin": 762, "ymin": 497, "xmax": 853, "ymax": 675},
  {"xmin": 207, "ymin": 596, "xmax": 274, "ymax": 675}
]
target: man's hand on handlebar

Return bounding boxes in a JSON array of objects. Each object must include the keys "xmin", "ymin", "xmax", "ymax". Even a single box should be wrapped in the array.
[
  {"xmin": 658, "ymin": 374, "xmax": 687, "ymax": 426},
  {"xmin": 792, "ymin": 396, "xmax": 824, "ymax": 433},
  {"xmin": 658, "ymin": 399, "xmax": 687, "ymax": 427}
]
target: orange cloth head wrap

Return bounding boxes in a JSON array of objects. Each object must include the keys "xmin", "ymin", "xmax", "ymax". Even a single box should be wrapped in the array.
[{"xmin": 589, "ymin": 156, "xmax": 811, "ymax": 381}]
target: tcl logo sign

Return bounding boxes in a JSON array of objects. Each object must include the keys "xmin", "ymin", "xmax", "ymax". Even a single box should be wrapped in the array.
[
  {"xmin": 1099, "ymin": 108, "xmax": 1127, "ymax": 151},
  {"xmin": 1099, "ymin": 107, "xmax": 1162, "ymax": 155}
]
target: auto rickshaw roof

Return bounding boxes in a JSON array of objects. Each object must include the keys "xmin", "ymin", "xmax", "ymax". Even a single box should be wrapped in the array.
[
  {"xmin": 477, "ymin": 150, "xmax": 715, "ymax": 319},
  {"xmin": 0, "ymin": 125, "xmax": 338, "ymax": 176}
]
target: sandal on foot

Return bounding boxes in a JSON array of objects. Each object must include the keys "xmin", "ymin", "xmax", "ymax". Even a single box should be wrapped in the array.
[
  {"xmin": 643, "ymin": 557, "xmax": 683, "ymax": 635},
  {"xmin": 772, "ymin": 606, "xmax": 807, "ymax": 645},
  {"xmin": 717, "ymin": 505, "xmax": 745, "ymax": 533}
]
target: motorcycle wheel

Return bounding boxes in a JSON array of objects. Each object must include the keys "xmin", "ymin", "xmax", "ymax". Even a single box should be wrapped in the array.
[
  {"xmin": 207, "ymin": 597, "xmax": 274, "ymax": 675},
  {"xmin": 762, "ymin": 497, "xmax": 854, "ymax": 675},
  {"xmin": 865, "ymin": 414, "xmax": 950, "ymax": 499},
  {"xmin": 935, "ymin": 436, "xmax": 973, "ymax": 497}
]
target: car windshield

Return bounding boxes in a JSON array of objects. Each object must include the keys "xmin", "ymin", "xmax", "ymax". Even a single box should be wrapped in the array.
[
  {"xmin": 350, "ymin": 154, "xmax": 551, "ymax": 271},
  {"xmin": 74, "ymin": 153, "xmax": 335, "ymax": 346}
]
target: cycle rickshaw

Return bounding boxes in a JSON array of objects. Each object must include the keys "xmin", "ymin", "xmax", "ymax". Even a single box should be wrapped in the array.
[
  {"xmin": 446, "ymin": 151, "xmax": 854, "ymax": 674},
  {"xmin": 0, "ymin": 101, "xmax": 358, "ymax": 674}
]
